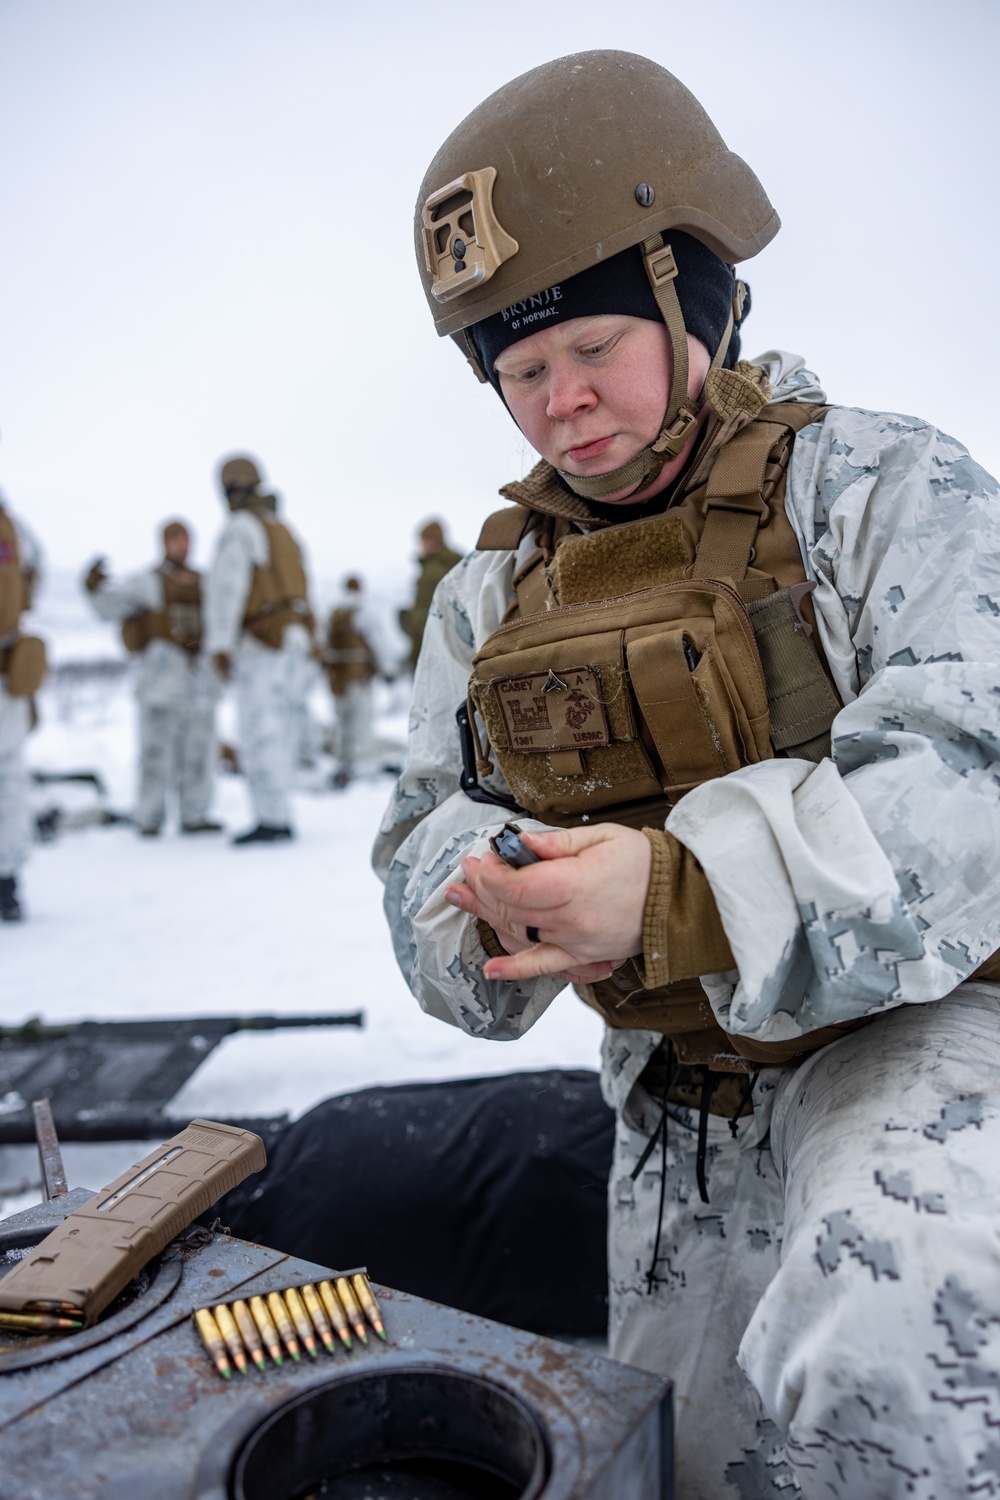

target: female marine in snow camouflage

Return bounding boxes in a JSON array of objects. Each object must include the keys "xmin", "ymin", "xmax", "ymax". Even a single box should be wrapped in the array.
[{"xmin": 375, "ymin": 51, "xmax": 1000, "ymax": 1499}]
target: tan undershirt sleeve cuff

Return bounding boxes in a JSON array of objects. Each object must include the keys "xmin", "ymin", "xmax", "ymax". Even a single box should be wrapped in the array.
[
  {"xmin": 476, "ymin": 918, "xmax": 508, "ymax": 961},
  {"xmin": 637, "ymin": 828, "xmax": 735, "ymax": 989}
]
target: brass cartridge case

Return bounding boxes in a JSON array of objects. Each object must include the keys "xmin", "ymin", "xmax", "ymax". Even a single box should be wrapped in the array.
[
  {"xmin": 213, "ymin": 1301, "xmax": 248, "ymax": 1375},
  {"xmin": 317, "ymin": 1280, "xmax": 352, "ymax": 1350},
  {"xmin": 351, "ymin": 1273, "xmax": 387, "ymax": 1340},
  {"xmin": 248, "ymin": 1295, "xmax": 284, "ymax": 1365},
  {"xmin": 0, "ymin": 1310, "xmax": 83, "ymax": 1334},
  {"xmin": 301, "ymin": 1283, "xmax": 337, "ymax": 1355},
  {"xmin": 266, "ymin": 1290, "xmax": 301, "ymax": 1361},
  {"xmin": 193, "ymin": 1307, "xmax": 231, "ymax": 1380},
  {"xmin": 334, "ymin": 1276, "xmax": 367, "ymax": 1344},
  {"xmin": 231, "ymin": 1299, "xmax": 267, "ymax": 1372},
  {"xmin": 283, "ymin": 1286, "xmax": 318, "ymax": 1359}
]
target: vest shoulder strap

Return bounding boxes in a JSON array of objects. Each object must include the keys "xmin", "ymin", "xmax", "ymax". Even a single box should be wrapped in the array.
[
  {"xmin": 476, "ymin": 505, "xmax": 531, "ymax": 552},
  {"xmin": 692, "ymin": 402, "xmax": 828, "ymax": 586},
  {"xmin": 764, "ymin": 399, "xmax": 829, "ymax": 433}
]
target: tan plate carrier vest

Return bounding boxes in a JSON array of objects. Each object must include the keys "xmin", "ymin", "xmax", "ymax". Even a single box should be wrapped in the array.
[
  {"xmin": 242, "ymin": 512, "xmax": 312, "ymax": 649},
  {"xmin": 121, "ymin": 565, "xmax": 202, "ymax": 655},
  {"xmin": 0, "ymin": 508, "xmax": 47, "ymax": 700},
  {"xmin": 326, "ymin": 608, "xmax": 376, "ymax": 696},
  {"xmin": 470, "ymin": 400, "xmax": 1000, "ymax": 1067}
]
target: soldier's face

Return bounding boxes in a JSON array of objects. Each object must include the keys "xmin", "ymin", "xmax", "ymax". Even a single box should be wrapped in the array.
[
  {"xmin": 164, "ymin": 531, "xmax": 189, "ymax": 564},
  {"xmin": 494, "ymin": 314, "xmax": 709, "ymax": 503}
]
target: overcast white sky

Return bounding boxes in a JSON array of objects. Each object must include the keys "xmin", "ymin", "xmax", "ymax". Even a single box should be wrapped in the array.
[{"xmin": 1, "ymin": 0, "xmax": 997, "ymax": 588}]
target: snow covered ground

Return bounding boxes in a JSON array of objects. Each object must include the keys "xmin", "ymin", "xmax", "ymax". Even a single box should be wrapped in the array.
[{"xmin": 0, "ymin": 573, "xmax": 604, "ymax": 1211}]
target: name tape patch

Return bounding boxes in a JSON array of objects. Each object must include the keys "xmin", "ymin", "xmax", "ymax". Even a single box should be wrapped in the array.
[{"xmin": 491, "ymin": 665, "xmax": 609, "ymax": 753}]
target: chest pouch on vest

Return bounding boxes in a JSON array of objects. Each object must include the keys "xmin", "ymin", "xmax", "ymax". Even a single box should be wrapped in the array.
[
  {"xmin": 469, "ymin": 578, "xmax": 773, "ymax": 828},
  {"xmin": 3, "ymin": 635, "xmax": 48, "ymax": 698},
  {"xmin": 121, "ymin": 612, "xmax": 152, "ymax": 654}
]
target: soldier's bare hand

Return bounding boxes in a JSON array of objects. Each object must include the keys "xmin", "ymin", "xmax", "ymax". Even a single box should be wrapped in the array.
[{"xmin": 445, "ymin": 824, "xmax": 651, "ymax": 983}]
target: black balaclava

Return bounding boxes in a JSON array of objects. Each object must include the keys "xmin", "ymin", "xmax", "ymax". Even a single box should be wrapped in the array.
[{"xmin": 469, "ymin": 231, "xmax": 749, "ymax": 393}]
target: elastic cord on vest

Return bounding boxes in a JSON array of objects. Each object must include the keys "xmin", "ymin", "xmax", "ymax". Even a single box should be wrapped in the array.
[
  {"xmin": 695, "ymin": 1069, "xmax": 718, "ymax": 1206},
  {"xmin": 555, "ymin": 235, "xmax": 735, "ymax": 503},
  {"xmin": 728, "ymin": 1071, "xmax": 760, "ymax": 1139},
  {"xmin": 630, "ymin": 1040, "xmax": 682, "ymax": 1296}
]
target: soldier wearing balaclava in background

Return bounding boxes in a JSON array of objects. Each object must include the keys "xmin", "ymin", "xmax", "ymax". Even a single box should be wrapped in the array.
[
  {"xmin": 204, "ymin": 455, "xmax": 313, "ymax": 845},
  {"xmin": 84, "ymin": 519, "xmax": 221, "ymax": 838}
]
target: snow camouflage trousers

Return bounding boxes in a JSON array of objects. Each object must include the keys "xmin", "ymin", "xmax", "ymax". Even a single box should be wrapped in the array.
[
  {"xmin": 0, "ymin": 690, "xmax": 30, "ymax": 876},
  {"xmin": 235, "ymin": 633, "xmax": 309, "ymax": 827},
  {"xmin": 608, "ymin": 984, "xmax": 1000, "ymax": 1499},
  {"xmin": 136, "ymin": 700, "xmax": 216, "ymax": 832}
]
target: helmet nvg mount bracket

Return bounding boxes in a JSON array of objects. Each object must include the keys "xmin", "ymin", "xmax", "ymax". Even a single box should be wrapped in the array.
[{"xmin": 415, "ymin": 50, "xmax": 779, "ymax": 500}]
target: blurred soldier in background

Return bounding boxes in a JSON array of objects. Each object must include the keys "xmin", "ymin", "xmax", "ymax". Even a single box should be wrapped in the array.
[
  {"xmin": 83, "ymin": 520, "xmax": 221, "ymax": 838},
  {"xmin": 205, "ymin": 454, "xmax": 313, "ymax": 844},
  {"xmin": 0, "ymin": 495, "xmax": 45, "ymax": 921},
  {"xmin": 400, "ymin": 519, "xmax": 461, "ymax": 670},
  {"xmin": 324, "ymin": 574, "xmax": 385, "ymax": 788},
  {"xmin": 258, "ymin": 487, "xmax": 323, "ymax": 769}
]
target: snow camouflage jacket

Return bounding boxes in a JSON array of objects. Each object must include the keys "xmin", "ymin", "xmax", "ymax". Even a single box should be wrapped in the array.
[
  {"xmin": 88, "ymin": 565, "xmax": 218, "ymax": 711},
  {"xmin": 373, "ymin": 351, "xmax": 1000, "ymax": 1078}
]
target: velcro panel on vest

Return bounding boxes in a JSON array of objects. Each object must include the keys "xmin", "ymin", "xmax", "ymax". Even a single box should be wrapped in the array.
[
  {"xmin": 555, "ymin": 512, "xmax": 690, "ymax": 605},
  {"xmin": 476, "ymin": 506, "xmax": 531, "ymax": 552},
  {"xmin": 746, "ymin": 587, "xmax": 840, "ymax": 761}
]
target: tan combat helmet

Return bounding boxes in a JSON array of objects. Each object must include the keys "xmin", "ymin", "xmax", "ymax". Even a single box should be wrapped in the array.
[
  {"xmin": 219, "ymin": 456, "xmax": 262, "ymax": 491},
  {"xmin": 415, "ymin": 50, "xmax": 779, "ymax": 500}
]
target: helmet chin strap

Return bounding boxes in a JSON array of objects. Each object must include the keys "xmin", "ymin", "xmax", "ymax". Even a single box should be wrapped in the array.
[{"xmin": 556, "ymin": 235, "xmax": 734, "ymax": 503}]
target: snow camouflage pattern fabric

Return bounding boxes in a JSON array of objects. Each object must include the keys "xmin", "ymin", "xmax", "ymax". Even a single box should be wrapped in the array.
[
  {"xmin": 88, "ymin": 564, "xmax": 219, "ymax": 831},
  {"xmin": 373, "ymin": 352, "xmax": 1000, "ymax": 1496},
  {"xmin": 205, "ymin": 508, "xmax": 312, "ymax": 828},
  {"xmin": 0, "ymin": 509, "xmax": 42, "ymax": 878},
  {"xmin": 608, "ymin": 990, "xmax": 1000, "ymax": 1497},
  {"xmin": 373, "ymin": 351, "xmax": 1000, "ymax": 1044}
]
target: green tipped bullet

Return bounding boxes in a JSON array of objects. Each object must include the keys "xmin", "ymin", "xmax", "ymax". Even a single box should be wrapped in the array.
[
  {"xmin": 213, "ymin": 1301, "xmax": 248, "ymax": 1375},
  {"xmin": 231, "ymin": 1299, "xmax": 267, "ymax": 1373},
  {"xmin": 0, "ymin": 1310, "xmax": 83, "ymax": 1334},
  {"xmin": 351, "ymin": 1273, "xmax": 387, "ymax": 1341},
  {"xmin": 248, "ymin": 1295, "xmax": 284, "ymax": 1366},
  {"xmin": 334, "ymin": 1277, "xmax": 367, "ymax": 1345},
  {"xmin": 284, "ymin": 1286, "xmax": 319, "ymax": 1359},
  {"xmin": 194, "ymin": 1308, "xmax": 231, "ymax": 1380},
  {"xmin": 302, "ymin": 1284, "xmax": 337, "ymax": 1356},
  {"xmin": 267, "ymin": 1291, "xmax": 301, "ymax": 1361},
  {"xmin": 317, "ymin": 1280, "xmax": 353, "ymax": 1351}
]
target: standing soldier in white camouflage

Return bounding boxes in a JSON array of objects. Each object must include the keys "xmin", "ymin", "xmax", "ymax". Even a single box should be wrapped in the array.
[
  {"xmin": 0, "ymin": 495, "xmax": 45, "ymax": 921},
  {"xmin": 324, "ymin": 574, "xmax": 386, "ymax": 788},
  {"xmin": 375, "ymin": 51, "xmax": 1000, "ymax": 1499},
  {"xmin": 83, "ymin": 520, "xmax": 221, "ymax": 837},
  {"xmin": 205, "ymin": 455, "xmax": 313, "ymax": 845}
]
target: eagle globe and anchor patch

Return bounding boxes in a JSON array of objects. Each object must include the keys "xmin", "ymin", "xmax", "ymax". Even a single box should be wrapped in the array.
[{"xmin": 491, "ymin": 666, "xmax": 610, "ymax": 753}]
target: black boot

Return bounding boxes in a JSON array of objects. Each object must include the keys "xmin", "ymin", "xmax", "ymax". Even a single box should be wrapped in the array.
[
  {"xmin": 181, "ymin": 819, "xmax": 225, "ymax": 834},
  {"xmin": 0, "ymin": 876, "xmax": 23, "ymax": 922},
  {"xmin": 231, "ymin": 824, "xmax": 294, "ymax": 846}
]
